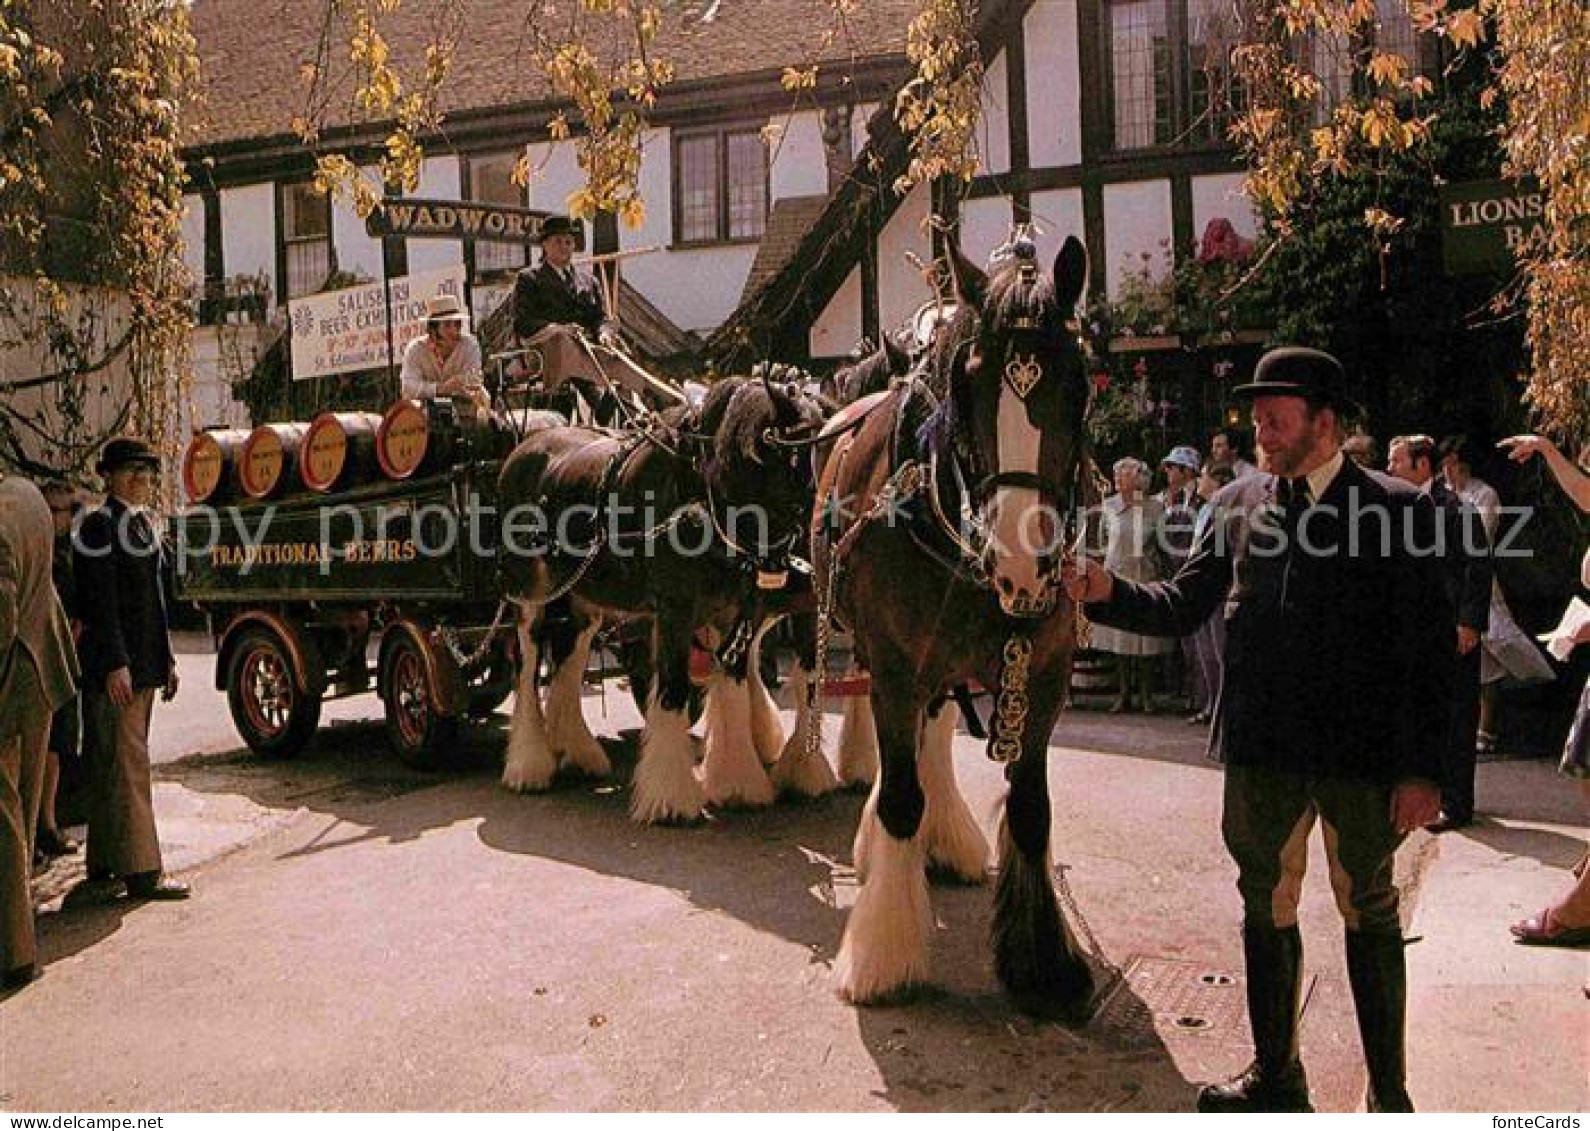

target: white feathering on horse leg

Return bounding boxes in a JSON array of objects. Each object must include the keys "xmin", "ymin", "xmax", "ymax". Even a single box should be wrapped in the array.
[
  {"xmin": 700, "ymin": 670, "xmax": 775, "ymax": 808},
  {"xmin": 501, "ymin": 623, "xmax": 557, "ymax": 793},
  {"xmin": 629, "ymin": 694, "xmax": 706, "ymax": 824},
  {"xmin": 851, "ymin": 772, "xmax": 881, "ymax": 882},
  {"xmin": 746, "ymin": 626, "xmax": 786, "ymax": 767},
  {"xmin": 771, "ymin": 665, "xmax": 838, "ymax": 798},
  {"xmin": 545, "ymin": 623, "xmax": 610, "ymax": 778},
  {"xmin": 835, "ymin": 828, "xmax": 932, "ymax": 1004},
  {"xmin": 919, "ymin": 703, "xmax": 989, "ymax": 883},
  {"xmin": 837, "ymin": 685, "xmax": 880, "ymax": 788}
]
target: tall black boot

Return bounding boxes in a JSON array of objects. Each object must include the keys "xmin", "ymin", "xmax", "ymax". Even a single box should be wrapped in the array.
[
  {"xmin": 1197, "ymin": 924, "xmax": 1313, "ymax": 1113},
  {"xmin": 1345, "ymin": 929, "xmax": 1414, "ymax": 1112}
]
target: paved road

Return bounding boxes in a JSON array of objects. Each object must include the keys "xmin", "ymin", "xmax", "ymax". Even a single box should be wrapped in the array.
[{"xmin": 10, "ymin": 659, "xmax": 1586, "ymax": 1112}]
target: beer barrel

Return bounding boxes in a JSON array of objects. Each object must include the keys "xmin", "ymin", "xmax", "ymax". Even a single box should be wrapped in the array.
[
  {"xmin": 182, "ymin": 429, "xmax": 248, "ymax": 504},
  {"xmin": 300, "ymin": 411, "xmax": 383, "ymax": 493},
  {"xmin": 238, "ymin": 422, "xmax": 309, "ymax": 500},
  {"xmin": 376, "ymin": 398, "xmax": 457, "ymax": 480}
]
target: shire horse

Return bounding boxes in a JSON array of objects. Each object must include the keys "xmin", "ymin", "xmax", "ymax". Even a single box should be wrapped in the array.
[
  {"xmin": 495, "ymin": 376, "xmax": 828, "ymax": 823},
  {"xmin": 807, "ymin": 233, "xmax": 1095, "ymax": 1013}
]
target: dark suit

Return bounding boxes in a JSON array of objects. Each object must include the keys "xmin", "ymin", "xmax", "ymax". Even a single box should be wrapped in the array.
[
  {"xmin": 1429, "ymin": 479, "xmax": 1492, "ymax": 823},
  {"xmin": 72, "ymin": 497, "xmax": 173, "ymax": 877},
  {"xmin": 1093, "ymin": 457, "xmax": 1454, "ymax": 796},
  {"xmin": 512, "ymin": 260, "xmax": 613, "ymax": 342}
]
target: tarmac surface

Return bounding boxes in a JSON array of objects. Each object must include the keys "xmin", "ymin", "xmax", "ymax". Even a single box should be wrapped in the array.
[{"xmin": 4, "ymin": 657, "xmax": 1586, "ymax": 1112}]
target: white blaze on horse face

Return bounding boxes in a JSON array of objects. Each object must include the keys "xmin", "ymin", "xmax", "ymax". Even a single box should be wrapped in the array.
[{"xmin": 989, "ymin": 378, "xmax": 1053, "ymax": 613}]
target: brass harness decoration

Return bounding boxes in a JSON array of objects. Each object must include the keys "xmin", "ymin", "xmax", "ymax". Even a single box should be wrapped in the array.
[
  {"xmin": 990, "ymin": 634, "xmax": 1033, "ymax": 763},
  {"xmin": 1003, "ymin": 352, "xmax": 1042, "ymax": 401}
]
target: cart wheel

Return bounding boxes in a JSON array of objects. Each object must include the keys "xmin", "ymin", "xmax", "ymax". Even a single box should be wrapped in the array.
[
  {"xmin": 226, "ymin": 626, "xmax": 322, "ymax": 758},
  {"xmin": 382, "ymin": 631, "xmax": 460, "ymax": 769}
]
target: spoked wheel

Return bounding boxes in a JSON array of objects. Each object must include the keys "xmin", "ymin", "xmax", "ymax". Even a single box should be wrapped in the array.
[
  {"xmin": 382, "ymin": 631, "xmax": 460, "ymax": 769},
  {"xmin": 226, "ymin": 626, "xmax": 321, "ymax": 758}
]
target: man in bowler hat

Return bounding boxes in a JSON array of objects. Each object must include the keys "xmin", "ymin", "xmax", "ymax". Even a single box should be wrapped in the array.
[
  {"xmin": 73, "ymin": 438, "xmax": 189, "ymax": 900},
  {"xmin": 1067, "ymin": 347, "xmax": 1454, "ymax": 1111},
  {"xmin": 0, "ymin": 471, "xmax": 79, "ymax": 990},
  {"xmin": 511, "ymin": 214, "xmax": 683, "ymax": 412}
]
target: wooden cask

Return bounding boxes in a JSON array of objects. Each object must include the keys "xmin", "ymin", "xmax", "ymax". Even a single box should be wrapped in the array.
[
  {"xmin": 182, "ymin": 429, "xmax": 249, "ymax": 504},
  {"xmin": 376, "ymin": 398, "xmax": 458, "ymax": 480},
  {"xmin": 238, "ymin": 422, "xmax": 309, "ymax": 500},
  {"xmin": 300, "ymin": 411, "xmax": 383, "ymax": 492}
]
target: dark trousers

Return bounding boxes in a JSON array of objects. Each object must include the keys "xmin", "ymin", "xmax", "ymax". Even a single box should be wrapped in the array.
[
  {"xmin": 1438, "ymin": 649, "xmax": 1482, "ymax": 822},
  {"xmin": 1222, "ymin": 765, "xmax": 1405, "ymax": 934}
]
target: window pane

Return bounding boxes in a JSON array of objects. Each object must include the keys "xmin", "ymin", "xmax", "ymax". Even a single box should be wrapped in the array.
[
  {"xmin": 286, "ymin": 239, "xmax": 331, "ymax": 298},
  {"xmin": 1375, "ymin": 0, "xmax": 1418, "ymax": 67},
  {"xmin": 1110, "ymin": 1, "xmax": 1172, "ymax": 149},
  {"xmin": 470, "ymin": 152, "xmax": 528, "ymax": 273},
  {"xmin": 677, "ymin": 134, "xmax": 720, "ymax": 243},
  {"xmin": 1187, "ymin": 0, "xmax": 1244, "ymax": 144},
  {"xmin": 284, "ymin": 182, "xmax": 329, "ymax": 240},
  {"xmin": 725, "ymin": 131, "xmax": 767, "ymax": 240}
]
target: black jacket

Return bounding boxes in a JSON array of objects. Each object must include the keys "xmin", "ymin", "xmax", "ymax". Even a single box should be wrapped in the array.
[
  {"xmin": 1088, "ymin": 458, "xmax": 1455, "ymax": 785},
  {"xmin": 72, "ymin": 497, "xmax": 173, "ymax": 689},
  {"xmin": 1429, "ymin": 478, "xmax": 1492, "ymax": 634},
  {"xmin": 512, "ymin": 260, "xmax": 613, "ymax": 341}
]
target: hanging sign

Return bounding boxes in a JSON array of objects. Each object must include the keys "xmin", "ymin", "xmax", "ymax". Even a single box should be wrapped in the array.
[{"xmin": 287, "ymin": 265, "xmax": 466, "ymax": 381}]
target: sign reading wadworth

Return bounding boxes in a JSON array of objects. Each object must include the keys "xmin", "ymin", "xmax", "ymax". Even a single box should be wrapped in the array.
[
  {"xmin": 1440, "ymin": 178, "xmax": 1543, "ymax": 275},
  {"xmin": 288, "ymin": 265, "xmax": 466, "ymax": 381},
  {"xmin": 365, "ymin": 198, "xmax": 554, "ymax": 244}
]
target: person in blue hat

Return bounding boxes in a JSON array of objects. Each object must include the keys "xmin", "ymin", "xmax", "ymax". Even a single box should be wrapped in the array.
[{"xmin": 1067, "ymin": 346, "xmax": 1455, "ymax": 1112}]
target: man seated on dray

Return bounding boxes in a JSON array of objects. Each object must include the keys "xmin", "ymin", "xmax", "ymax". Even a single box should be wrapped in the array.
[
  {"xmin": 511, "ymin": 214, "xmax": 684, "ymax": 421},
  {"xmin": 399, "ymin": 291, "xmax": 490, "ymax": 413}
]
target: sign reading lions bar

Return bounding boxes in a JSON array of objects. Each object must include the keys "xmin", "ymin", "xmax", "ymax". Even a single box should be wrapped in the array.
[
  {"xmin": 1439, "ymin": 178, "xmax": 1543, "ymax": 275},
  {"xmin": 288, "ymin": 265, "xmax": 466, "ymax": 381},
  {"xmin": 365, "ymin": 198, "xmax": 552, "ymax": 244}
]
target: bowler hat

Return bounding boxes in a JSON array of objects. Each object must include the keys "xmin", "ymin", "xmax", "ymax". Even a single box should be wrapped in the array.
[
  {"xmin": 535, "ymin": 214, "xmax": 584, "ymax": 244},
  {"xmin": 97, "ymin": 436, "xmax": 161, "ymax": 475},
  {"xmin": 1231, "ymin": 346, "xmax": 1363, "ymax": 418},
  {"xmin": 424, "ymin": 292, "xmax": 468, "ymax": 322}
]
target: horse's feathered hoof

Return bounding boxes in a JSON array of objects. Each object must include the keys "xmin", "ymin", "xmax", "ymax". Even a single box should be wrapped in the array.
[
  {"xmin": 500, "ymin": 764, "xmax": 555, "ymax": 794},
  {"xmin": 770, "ymin": 736, "xmax": 838, "ymax": 800},
  {"xmin": 836, "ymin": 830, "xmax": 932, "ymax": 1004}
]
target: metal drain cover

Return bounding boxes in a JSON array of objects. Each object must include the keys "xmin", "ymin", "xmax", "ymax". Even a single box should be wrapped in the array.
[{"xmin": 1089, "ymin": 955, "xmax": 1316, "ymax": 1052}]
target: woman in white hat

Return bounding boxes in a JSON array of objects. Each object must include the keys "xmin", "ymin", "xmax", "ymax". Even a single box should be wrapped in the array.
[{"xmin": 399, "ymin": 292, "xmax": 486, "ymax": 405}]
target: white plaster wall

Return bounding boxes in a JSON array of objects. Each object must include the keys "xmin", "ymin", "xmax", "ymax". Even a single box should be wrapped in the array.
[
  {"xmin": 770, "ymin": 110, "xmax": 826, "ymax": 201},
  {"xmin": 525, "ymin": 138, "xmax": 585, "ymax": 218},
  {"xmin": 877, "ymin": 182, "xmax": 933, "ymax": 337},
  {"xmin": 1191, "ymin": 173, "xmax": 1260, "ymax": 243},
  {"xmin": 1102, "ymin": 179, "xmax": 1174, "ymax": 297},
  {"xmin": 853, "ymin": 102, "xmax": 878, "ymax": 158},
  {"xmin": 331, "ymin": 165, "xmax": 385, "ymax": 283},
  {"xmin": 405, "ymin": 154, "xmax": 465, "ymax": 275},
  {"xmin": 979, "ymin": 50, "xmax": 1011, "ymax": 176},
  {"xmin": 187, "ymin": 324, "xmax": 267, "ymax": 432},
  {"xmin": 1026, "ymin": 0, "xmax": 1083, "ymax": 168},
  {"xmin": 960, "ymin": 196, "xmax": 1013, "ymax": 266},
  {"xmin": 809, "ymin": 265, "xmax": 863, "ymax": 360},
  {"xmin": 180, "ymin": 193, "xmax": 206, "ymax": 284},
  {"xmin": 219, "ymin": 182, "xmax": 276, "ymax": 299},
  {"xmin": 1030, "ymin": 187, "xmax": 1086, "ymax": 256},
  {"xmin": 615, "ymin": 126, "xmax": 757, "ymax": 333}
]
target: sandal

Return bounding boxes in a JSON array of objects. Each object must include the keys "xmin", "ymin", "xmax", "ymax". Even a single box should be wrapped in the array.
[{"xmin": 1510, "ymin": 909, "xmax": 1590, "ymax": 948}]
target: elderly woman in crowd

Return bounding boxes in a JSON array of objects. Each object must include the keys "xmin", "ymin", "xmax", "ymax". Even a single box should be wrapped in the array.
[{"xmin": 1090, "ymin": 456, "xmax": 1176, "ymax": 713}]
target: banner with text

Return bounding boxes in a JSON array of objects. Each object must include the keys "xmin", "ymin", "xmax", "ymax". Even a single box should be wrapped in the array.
[{"xmin": 288, "ymin": 266, "xmax": 467, "ymax": 381}]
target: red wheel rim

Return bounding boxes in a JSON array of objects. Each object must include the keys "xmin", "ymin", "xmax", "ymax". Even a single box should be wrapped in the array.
[
  {"xmin": 240, "ymin": 645, "xmax": 293, "ymax": 738},
  {"xmin": 392, "ymin": 648, "xmax": 430, "ymax": 746}
]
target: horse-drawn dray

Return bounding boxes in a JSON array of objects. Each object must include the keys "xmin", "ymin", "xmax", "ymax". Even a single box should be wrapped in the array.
[{"xmin": 175, "ymin": 398, "xmax": 520, "ymax": 767}]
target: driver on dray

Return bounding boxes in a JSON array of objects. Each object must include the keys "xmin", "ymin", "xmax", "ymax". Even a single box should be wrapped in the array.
[{"xmin": 511, "ymin": 214, "xmax": 684, "ymax": 421}]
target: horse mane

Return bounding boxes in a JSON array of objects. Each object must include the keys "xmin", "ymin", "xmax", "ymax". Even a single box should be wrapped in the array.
[{"xmin": 695, "ymin": 375, "xmax": 810, "ymax": 463}]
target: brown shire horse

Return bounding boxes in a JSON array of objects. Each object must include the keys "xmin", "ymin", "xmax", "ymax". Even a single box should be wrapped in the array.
[
  {"xmin": 495, "ymin": 376, "xmax": 824, "ymax": 823},
  {"xmin": 812, "ymin": 234, "xmax": 1094, "ymax": 1014}
]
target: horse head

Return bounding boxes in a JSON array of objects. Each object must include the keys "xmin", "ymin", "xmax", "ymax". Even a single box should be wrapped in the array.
[
  {"xmin": 693, "ymin": 374, "xmax": 825, "ymax": 583},
  {"xmin": 832, "ymin": 333, "xmax": 911, "ymax": 405},
  {"xmin": 936, "ymin": 232, "xmax": 1090, "ymax": 618}
]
